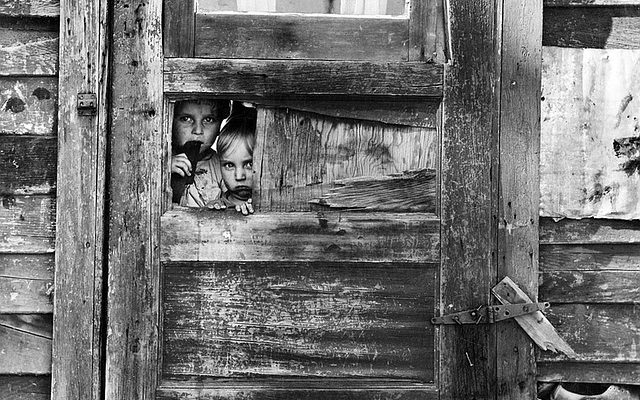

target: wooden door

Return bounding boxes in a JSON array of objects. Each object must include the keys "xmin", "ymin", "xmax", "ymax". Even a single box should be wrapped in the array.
[{"xmin": 101, "ymin": 1, "xmax": 542, "ymax": 400}]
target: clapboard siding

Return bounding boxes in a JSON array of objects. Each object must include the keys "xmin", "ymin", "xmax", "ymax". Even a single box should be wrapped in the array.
[
  {"xmin": 0, "ymin": 137, "xmax": 57, "ymax": 195},
  {"xmin": 161, "ymin": 211, "xmax": 439, "ymax": 263},
  {"xmin": 162, "ymin": 261, "xmax": 435, "ymax": 380},
  {"xmin": 540, "ymin": 218, "xmax": 640, "ymax": 244},
  {"xmin": 540, "ymin": 270, "xmax": 640, "ymax": 303},
  {"xmin": 0, "ymin": 1, "xmax": 59, "ymax": 17},
  {"xmin": 0, "ymin": 375, "xmax": 51, "ymax": 400},
  {"xmin": 0, "ymin": 314, "xmax": 52, "ymax": 374},
  {"xmin": 0, "ymin": 195, "xmax": 56, "ymax": 253},
  {"xmin": 0, "ymin": 78, "xmax": 57, "ymax": 136},
  {"xmin": 540, "ymin": 244, "xmax": 640, "ymax": 271},
  {"xmin": 0, "ymin": 253, "xmax": 54, "ymax": 279},
  {"xmin": 0, "ymin": 275, "xmax": 52, "ymax": 313},
  {"xmin": 538, "ymin": 362, "xmax": 640, "ymax": 385}
]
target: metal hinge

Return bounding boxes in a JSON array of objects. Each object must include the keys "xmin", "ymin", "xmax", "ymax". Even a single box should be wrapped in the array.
[
  {"xmin": 431, "ymin": 301, "xmax": 550, "ymax": 325},
  {"xmin": 77, "ymin": 93, "xmax": 97, "ymax": 116}
]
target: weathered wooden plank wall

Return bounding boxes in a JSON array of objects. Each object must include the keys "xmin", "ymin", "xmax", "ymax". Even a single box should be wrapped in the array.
[
  {"xmin": 540, "ymin": 0, "xmax": 640, "ymax": 386},
  {"xmin": 0, "ymin": 1, "xmax": 58, "ymax": 398}
]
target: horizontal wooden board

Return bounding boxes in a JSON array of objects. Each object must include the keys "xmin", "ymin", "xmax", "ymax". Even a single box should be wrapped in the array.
[
  {"xmin": 198, "ymin": 0, "xmax": 407, "ymax": 15},
  {"xmin": 0, "ymin": 32, "xmax": 57, "ymax": 76},
  {"xmin": 0, "ymin": 275, "xmax": 52, "ymax": 313},
  {"xmin": 540, "ymin": 217, "xmax": 640, "ymax": 244},
  {"xmin": 538, "ymin": 361, "xmax": 640, "ymax": 385},
  {"xmin": 0, "ymin": 1, "xmax": 58, "ymax": 17},
  {"xmin": 540, "ymin": 303, "xmax": 640, "ymax": 362},
  {"xmin": 543, "ymin": 6, "xmax": 640, "ymax": 48},
  {"xmin": 0, "ymin": 137, "xmax": 56, "ymax": 195},
  {"xmin": 162, "ymin": 261, "xmax": 435, "ymax": 380},
  {"xmin": 0, "ymin": 195, "xmax": 55, "ymax": 253},
  {"xmin": 251, "ymin": 99, "xmax": 439, "ymax": 128},
  {"xmin": 0, "ymin": 254, "xmax": 54, "ymax": 280},
  {"xmin": 0, "ymin": 78, "xmax": 57, "ymax": 135},
  {"xmin": 164, "ymin": 58, "xmax": 443, "ymax": 98},
  {"xmin": 195, "ymin": 13, "xmax": 408, "ymax": 61},
  {"xmin": 156, "ymin": 383, "xmax": 438, "ymax": 400},
  {"xmin": 256, "ymin": 108, "xmax": 438, "ymax": 211},
  {"xmin": 540, "ymin": 270, "xmax": 640, "ymax": 303},
  {"xmin": 541, "ymin": 244, "xmax": 640, "ymax": 271},
  {"xmin": 544, "ymin": 1, "xmax": 640, "ymax": 6},
  {"xmin": 0, "ymin": 314, "xmax": 51, "ymax": 374},
  {"xmin": 0, "ymin": 375, "xmax": 51, "ymax": 400},
  {"xmin": 161, "ymin": 211, "xmax": 440, "ymax": 263}
]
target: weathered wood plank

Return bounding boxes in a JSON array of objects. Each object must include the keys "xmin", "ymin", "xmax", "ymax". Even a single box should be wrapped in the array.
[
  {"xmin": 164, "ymin": 58, "xmax": 444, "ymax": 98},
  {"xmin": 52, "ymin": 0, "xmax": 108, "ymax": 399},
  {"xmin": 310, "ymin": 169, "xmax": 436, "ymax": 212},
  {"xmin": 540, "ymin": 243, "xmax": 640, "ymax": 271},
  {"xmin": 545, "ymin": 0, "xmax": 640, "ymax": 5},
  {"xmin": 0, "ymin": 254, "xmax": 54, "ymax": 279},
  {"xmin": 249, "ymin": 99, "xmax": 439, "ymax": 128},
  {"xmin": 543, "ymin": 6, "xmax": 640, "ymax": 49},
  {"xmin": 540, "ymin": 270, "xmax": 640, "ymax": 303},
  {"xmin": 0, "ymin": 275, "xmax": 52, "ymax": 313},
  {"xmin": 197, "ymin": 0, "xmax": 408, "ymax": 14},
  {"xmin": 538, "ymin": 362, "xmax": 640, "ymax": 385},
  {"xmin": 540, "ymin": 217, "xmax": 640, "ymax": 244},
  {"xmin": 0, "ymin": 78, "xmax": 57, "ymax": 136},
  {"xmin": 539, "ymin": 303, "xmax": 640, "ymax": 362},
  {"xmin": 0, "ymin": 315, "xmax": 51, "ymax": 374},
  {"xmin": 0, "ymin": 375, "xmax": 51, "ymax": 400},
  {"xmin": 496, "ymin": 0, "xmax": 542, "ymax": 397},
  {"xmin": 409, "ymin": 0, "xmax": 446, "ymax": 61},
  {"xmin": 195, "ymin": 13, "xmax": 408, "ymax": 61},
  {"xmin": 257, "ymin": 108, "xmax": 438, "ymax": 211},
  {"xmin": 161, "ymin": 211, "xmax": 440, "ymax": 263},
  {"xmin": 105, "ymin": 0, "xmax": 163, "ymax": 398},
  {"xmin": 162, "ymin": 261, "xmax": 435, "ymax": 380},
  {"xmin": 0, "ymin": 195, "xmax": 55, "ymax": 253},
  {"xmin": 0, "ymin": 1, "xmax": 59, "ymax": 17},
  {"xmin": 0, "ymin": 137, "xmax": 56, "ymax": 195},
  {"xmin": 156, "ymin": 384, "xmax": 439, "ymax": 400},
  {"xmin": 0, "ymin": 35, "xmax": 57, "ymax": 76},
  {"xmin": 163, "ymin": 0, "xmax": 194, "ymax": 57},
  {"xmin": 0, "ymin": 314, "xmax": 52, "ymax": 339},
  {"xmin": 440, "ymin": 0, "xmax": 499, "ymax": 398}
]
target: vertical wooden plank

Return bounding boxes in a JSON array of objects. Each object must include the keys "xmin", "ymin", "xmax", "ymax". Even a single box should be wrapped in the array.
[
  {"xmin": 409, "ymin": 0, "xmax": 446, "ymax": 62},
  {"xmin": 51, "ymin": 0, "xmax": 107, "ymax": 399},
  {"xmin": 440, "ymin": 0, "xmax": 499, "ymax": 399},
  {"xmin": 105, "ymin": 0, "xmax": 163, "ymax": 399},
  {"xmin": 496, "ymin": 1, "xmax": 542, "ymax": 399},
  {"xmin": 163, "ymin": 0, "xmax": 195, "ymax": 57}
]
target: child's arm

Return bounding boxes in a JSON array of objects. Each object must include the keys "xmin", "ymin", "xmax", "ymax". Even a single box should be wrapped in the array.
[{"xmin": 171, "ymin": 153, "xmax": 192, "ymax": 177}]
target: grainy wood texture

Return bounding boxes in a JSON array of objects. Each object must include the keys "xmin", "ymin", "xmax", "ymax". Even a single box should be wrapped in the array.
[
  {"xmin": 51, "ymin": 0, "xmax": 107, "ymax": 398},
  {"xmin": 250, "ymin": 99, "xmax": 440, "ymax": 128},
  {"xmin": 0, "ymin": 195, "xmax": 55, "ymax": 253},
  {"xmin": 496, "ymin": 0, "xmax": 542, "ymax": 397},
  {"xmin": 163, "ymin": 0, "xmax": 194, "ymax": 57},
  {"xmin": 493, "ymin": 277, "xmax": 576, "ymax": 358},
  {"xmin": 543, "ymin": 6, "xmax": 640, "ymax": 48},
  {"xmin": 0, "ymin": 253, "xmax": 54, "ymax": 279},
  {"xmin": 0, "ymin": 78, "xmax": 57, "ymax": 135},
  {"xmin": 156, "ymin": 384, "xmax": 439, "ymax": 400},
  {"xmin": 162, "ymin": 261, "xmax": 435, "ymax": 380},
  {"xmin": 540, "ymin": 243, "xmax": 640, "ymax": 270},
  {"xmin": 164, "ymin": 58, "xmax": 443, "ymax": 98},
  {"xmin": 0, "ymin": 314, "xmax": 51, "ymax": 374},
  {"xmin": 0, "ymin": 137, "xmax": 56, "ymax": 195},
  {"xmin": 197, "ymin": 0, "xmax": 408, "ymax": 14},
  {"xmin": 195, "ymin": 13, "xmax": 408, "ymax": 61},
  {"xmin": 161, "ymin": 211, "xmax": 439, "ymax": 263},
  {"xmin": 538, "ymin": 362, "xmax": 640, "ymax": 385},
  {"xmin": 105, "ymin": 0, "xmax": 163, "ymax": 399},
  {"xmin": 256, "ymin": 108, "xmax": 438, "ymax": 211},
  {"xmin": 0, "ymin": 0, "xmax": 59, "ymax": 16},
  {"xmin": 0, "ymin": 274, "xmax": 52, "ymax": 313},
  {"xmin": 409, "ymin": 0, "xmax": 446, "ymax": 61},
  {"xmin": 0, "ymin": 28, "xmax": 57, "ymax": 76},
  {"xmin": 545, "ymin": 0, "xmax": 640, "ymax": 4},
  {"xmin": 0, "ymin": 375, "xmax": 51, "ymax": 400},
  {"xmin": 540, "ymin": 270, "xmax": 640, "ymax": 303},
  {"xmin": 440, "ymin": 0, "xmax": 499, "ymax": 398},
  {"xmin": 540, "ymin": 217, "xmax": 640, "ymax": 244}
]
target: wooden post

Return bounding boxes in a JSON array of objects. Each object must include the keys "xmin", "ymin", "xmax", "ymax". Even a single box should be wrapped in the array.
[
  {"xmin": 104, "ymin": 0, "xmax": 163, "ymax": 399},
  {"xmin": 52, "ymin": 0, "xmax": 108, "ymax": 399}
]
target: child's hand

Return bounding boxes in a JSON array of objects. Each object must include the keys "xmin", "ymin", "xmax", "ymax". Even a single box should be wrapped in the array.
[
  {"xmin": 234, "ymin": 198, "xmax": 254, "ymax": 216},
  {"xmin": 206, "ymin": 197, "xmax": 230, "ymax": 211},
  {"xmin": 171, "ymin": 153, "xmax": 192, "ymax": 177},
  {"xmin": 206, "ymin": 197, "xmax": 254, "ymax": 215}
]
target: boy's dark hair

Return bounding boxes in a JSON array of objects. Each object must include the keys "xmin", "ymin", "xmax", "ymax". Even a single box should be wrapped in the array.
[
  {"xmin": 217, "ymin": 116, "xmax": 256, "ymax": 157},
  {"xmin": 174, "ymin": 99, "xmax": 231, "ymax": 122}
]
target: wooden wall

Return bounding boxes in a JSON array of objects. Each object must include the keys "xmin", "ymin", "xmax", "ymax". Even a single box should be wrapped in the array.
[
  {"xmin": 539, "ymin": 1, "xmax": 640, "ymax": 385},
  {"xmin": 0, "ymin": 1, "xmax": 58, "ymax": 398}
]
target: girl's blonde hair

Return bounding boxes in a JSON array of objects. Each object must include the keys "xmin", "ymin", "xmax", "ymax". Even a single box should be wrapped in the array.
[{"xmin": 217, "ymin": 117, "xmax": 256, "ymax": 157}]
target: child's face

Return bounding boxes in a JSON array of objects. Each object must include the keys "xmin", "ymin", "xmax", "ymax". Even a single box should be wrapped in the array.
[
  {"xmin": 220, "ymin": 142, "xmax": 254, "ymax": 201},
  {"xmin": 172, "ymin": 102, "xmax": 222, "ymax": 153}
]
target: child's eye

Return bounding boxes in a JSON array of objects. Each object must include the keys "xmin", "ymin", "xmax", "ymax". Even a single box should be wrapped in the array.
[
  {"xmin": 244, "ymin": 161, "xmax": 253, "ymax": 170},
  {"xmin": 178, "ymin": 116, "xmax": 193, "ymax": 123},
  {"xmin": 223, "ymin": 162, "xmax": 234, "ymax": 170},
  {"xmin": 203, "ymin": 116, "xmax": 217, "ymax": 124}
]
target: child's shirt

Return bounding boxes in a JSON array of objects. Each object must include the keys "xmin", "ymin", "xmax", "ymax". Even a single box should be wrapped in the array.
[{"xmin": 178, "ymin": 150, "xmax": 226, "ymax": 208}]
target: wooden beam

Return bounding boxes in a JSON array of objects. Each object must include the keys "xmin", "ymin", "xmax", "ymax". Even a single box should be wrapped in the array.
[
  {"xmin": 439, "ymin": 0, "xmax": 499, "ymax": 398},
  {"xmin": 104, "ymin": 0, "xmax": 163, "ymax": 399},
  {"xmin": 0, "ymin": 78, "xmax": 57, "ymax": 135},
  {"xmin": 51, "ymin": 0, "xmax": 107, "ymax": 399},
  {"xmin": 195, "ymin": 13, "xmax": 408, "ymax": 61},
  {"xmin": 164, "ymin": 58, "xmax": 444, "ymax": 98}
]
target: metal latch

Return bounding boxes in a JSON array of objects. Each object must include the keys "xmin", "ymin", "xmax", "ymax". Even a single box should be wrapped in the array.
[
  {"xmin": 77, "ymin": 93, "xmax": 97, "ymax": 116},
  {"xmin": 431, "ymin": 302, "xmax": 550, "ymax": 325}
]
